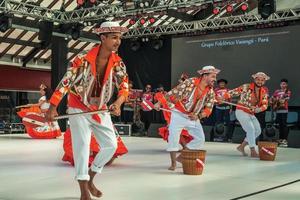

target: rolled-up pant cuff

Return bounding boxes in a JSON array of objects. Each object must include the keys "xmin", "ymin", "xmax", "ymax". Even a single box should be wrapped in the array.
[
  {"xmin": 166, "ymin": 147, "xmax": 180, "ymax": 152},
  {"xmin": 91, "ymin": 164, "xmax": 103, "ymax": 174},
  {"xmin": 75, "ymin": 175, "xmax": 90, "ymax": 181},
  {"xmin": 186, "ymin": 145, "xmax": 202, "ymax": 150}
]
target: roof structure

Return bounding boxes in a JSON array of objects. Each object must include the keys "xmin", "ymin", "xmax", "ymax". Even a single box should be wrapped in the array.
[{"xmin": 0, "ymin": 0, "xmax": 299, "ymax": 69}]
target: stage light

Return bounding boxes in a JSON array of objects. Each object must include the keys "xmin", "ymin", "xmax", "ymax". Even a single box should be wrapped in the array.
[
  {"xmin": 213, "ymin": 7, "xmax": 220, "ymax": 15},
  {"xmin": 144, "ymin": 1, "xmax": 150, "ymax": 7},
  {"xmin": 151, "ymin": 39, "xmax": 163, "ymax": 50},
  {"xmin": 226, "ymin": 4, "xmax": 233, "ymax": 13},
  {"xmin": 141, "ymin": 37, "xmax": 149, "ymax": 42},
  {"xmin": 138, "ymin": 1, "xmax": 150, "ymax": 8},
  {"xmin": 70, "ymin": 23, "xmax": 83, "ymax": 40},
  {"xmin": 77, "ymin": 0, "xmax": 85, "ymax": 6},
  {"xmin": 130, "ymin": 40, "xmax": 141, "ymax": 51},
  {"xmin": 241, "ymin": 3, "xmax": 248, "ymax": 12},
  {"xmin": 140, "ymin": 18, "xmax": 146, "ymax": 25},
  {"xmin": 149, "ymin": 17, "xmax": 156, "ymax": 24},
  {"xmin": 139, "ymin": 2, "xmax": 145, "ymax": 8},
  {"xmin": 129, "ymin": 19, "xmax": 136, "ymax": 25},
  {"xmin": 258, "ymin": 0, "xmax": 276, "ymax": 19},
  {"xmin": 123, "ymin": 1, "xmax": 136, "ymax": 10}
]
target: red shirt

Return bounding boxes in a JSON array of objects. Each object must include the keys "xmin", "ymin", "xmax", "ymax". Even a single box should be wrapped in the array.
[
  {"xmin": 272, "ymin": 89, "xmax": 291, "ymax": 111},
  {"xmin": 214, "ymin": 87, "xmax": 230, "ymax": 109}
]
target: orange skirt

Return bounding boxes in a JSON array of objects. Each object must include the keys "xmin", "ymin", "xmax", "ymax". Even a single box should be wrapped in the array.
[
  {"xmin": 17, "ymin": 106, "xmax": 41, "ymax": 118},
  {"xmin": 158, "ymin": 126, "xmax": 193, "ymax": 144},
  {"xmin": 25, "ymin": 126, "xmax": 61, "ymax": 139},
  {"xmin": 18, "ymin": 107, "xmax": 61, "ymax": 139},
  {"xmin": 62, "ymin": 128, "xmax": 128, "ymax": 166}
]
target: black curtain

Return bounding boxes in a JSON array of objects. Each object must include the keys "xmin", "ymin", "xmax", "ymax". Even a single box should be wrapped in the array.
[{"xmin": 119, "ymin": 37, "xmax": 172, "ymax": 90}]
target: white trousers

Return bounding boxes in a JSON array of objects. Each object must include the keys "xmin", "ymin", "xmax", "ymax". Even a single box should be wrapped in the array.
[
  {"xmin": 235, "ymin": 109, "xmax": 261, "ymax": 148},
  {"xmin": 167, "ymin": 109, "xmax": 205, "ymax": 151},
  {"xmin": 68, "ymin": 107, "xmax": 117, "ymax": 181}
]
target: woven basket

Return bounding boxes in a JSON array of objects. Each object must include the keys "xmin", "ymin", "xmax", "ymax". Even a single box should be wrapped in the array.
[
  {"xmin": 258, "ymin": 141, "xmax": 278, "ymax": 161},
  {"xmin": 181, "ymin": 149, "xmax": 206, "ymax": 175}
]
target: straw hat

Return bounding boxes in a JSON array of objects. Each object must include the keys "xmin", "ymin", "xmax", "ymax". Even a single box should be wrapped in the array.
[
  {"xmin": 252, "ymin": 72, "xmax": 270, "ymax": 80},
  {"xmin": 93, "ymin": 21, "xmax": 128, "ymax": 34},
  {"xmin": 197, "ymin": 66, "xmax": 220, "ymax": 75}
]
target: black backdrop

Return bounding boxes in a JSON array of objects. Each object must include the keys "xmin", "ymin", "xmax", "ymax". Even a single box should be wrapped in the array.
[{"xmin": 119, "ymin": 37, "xmax": 172, "ymax": 91}]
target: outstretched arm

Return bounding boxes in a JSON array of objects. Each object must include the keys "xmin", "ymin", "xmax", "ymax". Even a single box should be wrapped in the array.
[{"xmin": 46, "ymin": 57, "xmax": 82, "ymax": 120}]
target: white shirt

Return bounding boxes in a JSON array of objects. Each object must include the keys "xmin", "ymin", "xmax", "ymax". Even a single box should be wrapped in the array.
[{"xmin": 39, "ymin": 96, "xmax": 50, "ymax": 110}]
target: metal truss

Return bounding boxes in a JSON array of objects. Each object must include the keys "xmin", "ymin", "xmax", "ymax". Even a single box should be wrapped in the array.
[
  {"xmin": 123, "ymin": 8, "xmax": 300, "ymax": 38},
  {"xmin": 0, "ymin": 0, "xmax": 60, "ymax": 22},
  {"xmin": 0, "ymin": 0, "xmax": 211, "ymax": 23},
  {"xmin": 62, "ymin": 0, "xmax": 211, "ymax": 23}
]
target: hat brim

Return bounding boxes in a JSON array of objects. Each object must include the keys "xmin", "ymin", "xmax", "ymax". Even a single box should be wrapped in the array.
[
  {"xmin": 93, "ymin": 26, "xmax": 128, "ymax": 34},
  {"xmin": 197, "ymin": 68, "xmax": 221, "ymax": 75},
  {"xmin": 252, "ymin": 74, "xmax": 270, "ymax": 80}
]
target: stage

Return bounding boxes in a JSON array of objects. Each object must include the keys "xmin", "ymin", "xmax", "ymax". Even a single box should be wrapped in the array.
[{"xmin": 0, "ymin": 134, "xmax": 299, "ymax": 200}]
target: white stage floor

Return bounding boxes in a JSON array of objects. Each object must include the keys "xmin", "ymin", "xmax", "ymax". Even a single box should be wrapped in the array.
[{"xmin": 0, "ymin": 134, "xmax": 299, "ymax": 200}]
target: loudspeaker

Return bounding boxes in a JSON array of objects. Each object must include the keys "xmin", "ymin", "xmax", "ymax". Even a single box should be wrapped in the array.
[
  {"xmin": 287, "ymin": 130, "xmax": 300, "ymax": 148},
  {"xmin": 262, "ymin": 125, "xmax": 279, "ymax": 141},
  {"xmin": 147, "ymin": 123, "xmax": 165, "ymax": 137},
  {"xmin": 258, "ymin": 0, "xmax": 276, "ymax": 19},
  {"xmin": 38, "ymin": 21, "xmax": 53, "ymax": 43},
  {"xmin": 114, "ymin": 123, "xmax": 131, "ymax": 136},
  {"xmin": 232, "ymin": 126, "xmax": 246, "ymax": 143}
]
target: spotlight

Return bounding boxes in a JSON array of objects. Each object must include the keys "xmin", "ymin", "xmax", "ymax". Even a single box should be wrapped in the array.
[
  {"xmin": 258, "ymin": 0, "xmax": 276, "ymax": 19},
  {"xmin": 77, "ymin": 0, "xmax": 85, "ymax": 6},
  {"xmin": 144, "ymin": 1, "xmax": 150, "ymax": 7},
  {"xmin": 140, "ymin": 18, "xmax": 146, "ymax": 25},
  {"xmin": 141, "ymin": 37, "xmax": 149, "ymax": 42},
  {"xmin": 138, "ymin": 1, "xmax": 150, "ymax": 8},
  {"xmin": 149, "ymin": 17, "xmax": 156, "ymax": 24},
  {"xmin": 213, "ymin": 7, "xmax": 220, "ymax": 15},
  {"xmin": 226, "ymin": 4, "xmax": 233, "ymax": 13},
  {"xmin": 130, "ymin": 40, "xmax": 141, "ymax": 51},
  {"xmin": 241, "ymin": 3, "xmax": 248, "ymax": 12},
  {"xmin": 151, "ymin": 39, "xmax": 163, "ymax": 50},
  {"xmin": 123, "ymin": 1, "xmax": 136, "ymax": 10},
  {"xmin": 70, "ymin": 23, "xmax": 83, "ymax": 40},
  {"xmin": 139, "ymin": 2, "xmax": 144, "ymax": 8},
  {"xmin": 129, "ymin": 19, "xmax": 136, "ymax": 25}
]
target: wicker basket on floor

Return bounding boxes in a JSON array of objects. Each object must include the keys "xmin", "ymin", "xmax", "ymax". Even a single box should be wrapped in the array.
[
  {"xmin": 258, "ymin": 141, "xmax": 278, "ymax": 161},
  {"xmin": 181, "ymin": 149, "xmax": 206, "ymax": 175}
]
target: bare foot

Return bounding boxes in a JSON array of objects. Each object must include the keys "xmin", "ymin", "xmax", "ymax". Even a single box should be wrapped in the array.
[
  {"xmin": 237, "ymin": 146, "xmax": 248, "ymax": 156},
  {"xmin": 168, "ymin": 165, "xmax": 176, "ymax": 171},
  {"xmin": 250, "ymin": 151, "xmax": 259, "ymax": 158},
  {"xmin": 80, "ymin": 193, "xmax": 91, "ymax": 200},
  {"xmin": 88, "ymin": 181, "xmax": 103, "ymax": 198}
]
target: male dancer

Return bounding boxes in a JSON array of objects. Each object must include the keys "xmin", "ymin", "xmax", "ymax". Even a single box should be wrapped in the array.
[
  {"xmin": 46, "ymin": 21, "xmax": 129, "ymax": 200},
  {"xmin": 155, "ymin": 66, "xmax": 219, "ymax": 170},
  {"xmin": 224, "ymin": 72, "xmax": 269, "ymax": 157}
]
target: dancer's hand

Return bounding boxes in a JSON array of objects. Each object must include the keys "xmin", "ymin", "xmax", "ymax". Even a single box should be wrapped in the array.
[
  {"xmin": 110, "ymin": 103, "xmax": 121, "ymax": 116},
  {"xmin": 253, "ymin": 107, "xmax": 261, "ymax": 113},
  {"xmin": 45, "ymin": 105, "xmax": 58, "ymax": 121},
  {"xmin": 250, "ymin": 106, "xmax": 261, "ymax": 113},
  {"xmin": 154, "ymin": 102, "xmax": 161, "ymax": 111},
  {"xmin": 188, "ymin": 113, "xmax": 199, "ymax": 121},
  {"xmin": 198, "ymin": 112, "xmax": 207, "ymax": 119},
  {"xmin": 215, "ymin": 96, "xmax": 225, "ymax": 104}
]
